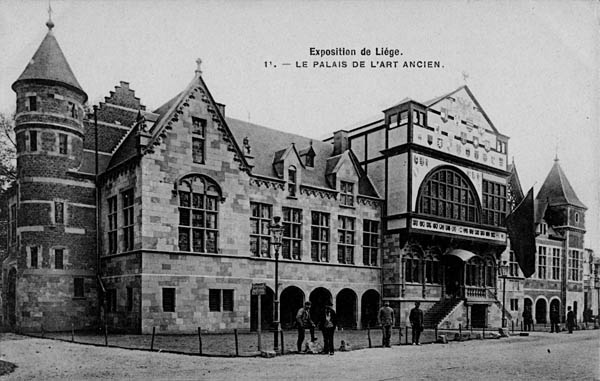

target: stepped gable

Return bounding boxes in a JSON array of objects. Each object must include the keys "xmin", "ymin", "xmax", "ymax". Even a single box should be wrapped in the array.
[
  {"xmin": 536, "ymin": 159, "xmax": 586, "ymax": 209},
  {"xmin": 227, "ymin": 118, "xmax": 334, "ymax": 188},
  {"xmin": 12, "ymin": 28, "xmax": 87, "ymax": 101}
]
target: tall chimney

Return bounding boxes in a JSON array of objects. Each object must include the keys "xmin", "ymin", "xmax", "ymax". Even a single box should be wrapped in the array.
[{"xmin": 333, "ymin": 130, "xmax": 349, "ymax": 155}]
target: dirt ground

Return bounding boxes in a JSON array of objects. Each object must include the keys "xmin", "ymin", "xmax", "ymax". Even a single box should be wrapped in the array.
[{"xmin": 1, "ymin": 330, "xmax": 598, "ymax": 380}]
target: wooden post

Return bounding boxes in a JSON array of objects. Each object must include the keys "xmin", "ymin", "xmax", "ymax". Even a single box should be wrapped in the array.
[
  {"xmin": 234, "ymin": 329, "xmax": 239, "ymax": 356},
  {"xmin": 434, "ymin": 327, "xmax": 438, "ymax": 342},
  {"xmin": 104, "ymin": 323, "xmax": 108, "ymax": 346},
  {"xmin": 71, "ymin": 323, "xmax": 74, "ymax": 342},
  {"xmin": 398, "ymin": 326, "xmax": 402, "ymax": 345},
  {"xmin": 257, "ymin": 294, "xmax": 262, "ymax": 352},
  {"xmin": 150, "ymin": 326, "xmax": 156, "ymax": 351},
  {"xmin": 405, "ymin": 326, "xmax": 409, "ymax": 345},
  {"xmin": 459, "ymin": 324, "xmax": 462, "ymax": 341},
  {"xmin": 367, "ymin": 327, "xmax": 372, "ymax": 348},
  {"xmin": 280, "ymin": 330, "xmax": 284, "ymax": 354},
  {"xmin": 511, "ymin": 320, "xmax": 515, "ymax": 333},
  {"xmin": 483, "ymin": 326, "xmax": 486, "ymax": 339},
  {"xmin": 198, "ymin": 327, "xmax": 202, "ymax": 355},
  {"xmin": 41, "ymin": 324, "xmax": 45, "ymax": 338}
]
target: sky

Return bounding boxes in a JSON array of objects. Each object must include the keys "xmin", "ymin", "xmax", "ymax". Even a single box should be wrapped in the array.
[{"xmin": 1, "ymin": 0, "xmax": 598, "ymax": 253}]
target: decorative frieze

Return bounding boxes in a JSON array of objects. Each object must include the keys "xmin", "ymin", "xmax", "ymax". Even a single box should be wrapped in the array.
[
  {"xmin": 249, "ymin": 176, "xmax": 285, "ymax": 190},
  {"xmin": 300, "ymin": 185, "xmax": 337, "ymax": 200},
  {"xmin": 357, "ymin": 196, "xmax": 382, "ymax": 207}
]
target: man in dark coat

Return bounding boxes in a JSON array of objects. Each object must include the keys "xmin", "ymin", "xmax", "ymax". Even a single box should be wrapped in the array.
[
  {"xmin": 566, "ymin": 306, "xmax": 575, "ymax": 334},
  {"xmin": 319, "ymin": 301, "xmax": 337, "ymax": 355},
  {"xmin": 296, "ymin": 301, "xmax": 316, "ymax": 352},
  {"xmin": 378, "ymin": 301, "xmax": 395, "ymax": 347},
  {"xmin": 522, "ymin": 306, "xmax": 533, "ymax": 331},
  {"xmin": 550, "ymin": 305, "xmax": 560, "ymax": 333},
  {"xmin": 409, "ymin": 301, "xmax": 424, "ymax": 345}
]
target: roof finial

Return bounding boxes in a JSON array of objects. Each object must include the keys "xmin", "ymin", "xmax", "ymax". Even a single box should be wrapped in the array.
[
  {"xmin": 195, "ymin": 58, "xmax": 203, "ymax": 75},
  {"xmin": 46, "ymin": 1, "xmax": 54, "ymax": 30},
  {"xmin": 554, "ymin": 137, "xmax": 559, "ymax": 162},
  {"xmin": 461, "ymin": 71, "xmax": 469, "ymax": 85}
]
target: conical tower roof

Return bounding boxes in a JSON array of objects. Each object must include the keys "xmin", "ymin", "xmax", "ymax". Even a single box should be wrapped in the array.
[
  {"xmin": 536, "ymin": 158, "xmax": 586, "ymax": 209},
  {"xmin": 12, "ymin": 25, "xmax": 87, "ymax": 102}
]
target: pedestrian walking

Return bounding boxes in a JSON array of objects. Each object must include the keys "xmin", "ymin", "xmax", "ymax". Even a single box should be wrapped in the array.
[
  {"xmin": 296, "ymin": 301, "xmax": 316, "ymax": 352},
  {"xmin": 566, "ymin": 306, "xmax": 575, "ymax": 334},
  {"xmin": 378, "ymin": 301, "xmax": 394, "ymax": 347},
  {"xmin": 409, "ymin": 301, "xmax": 424, "ymax": 345},
  {"xmin": 550, "ymin": 305, "xmax": 560, "ymax": 333},
  {"xmin": 523, "ymin": 306, "xmax": 533, "ymax": 331},
  {"xmin": 319, "ymin": 301, "xmax": 337, "ymax": 355}
]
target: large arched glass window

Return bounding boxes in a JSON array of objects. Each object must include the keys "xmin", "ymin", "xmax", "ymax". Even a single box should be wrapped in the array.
[
  {"xmin": 417, "ymin": 167, "xmax": 481, "ymax": 223},
  {"xmin": 177, "ymin": 175, "xmax": 222, "ymax": 253}
]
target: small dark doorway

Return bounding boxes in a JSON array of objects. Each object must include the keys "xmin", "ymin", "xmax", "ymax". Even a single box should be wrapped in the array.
[
  {"xmin": 443, "ymin": 255, "xmax": 464, "ymax": 298},
  {"xmin": 550, "ymin": 299, "xmax": 561, "ymax": 323},
  {"xmin": 471, "ymin": 304, "xmax": 487, "ymax": 328},
  {"xmin": 250, "ymin": 286, "xmax": 274, "ymax": 331},
  {"xmin": 7, "ymin": 268, "xmax": 17, "ymax": 328},
  {"xmin": 309, "ymin": 287, "xmax": 332, "ymax": 327},
  {"xmin": 535, "ymin": 299, "xmax": 547, "ymax": 324},
  {"xmin": 361, "ymin": 290, "xmax": 380, "ymax": 329},
  {"xmin": 336, "ymin": 288, "xmax": 357, "ymax": 329},
  {"xmin": 280, "ymin": 286, "xmax": 304, "ymax": 329}
]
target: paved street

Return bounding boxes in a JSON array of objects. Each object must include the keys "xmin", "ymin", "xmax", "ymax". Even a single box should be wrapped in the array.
[{"xmin": 0, "ymin": 330, "xmax": 598, "ymax": 380}]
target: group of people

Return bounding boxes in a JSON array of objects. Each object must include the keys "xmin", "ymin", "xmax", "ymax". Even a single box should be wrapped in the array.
[
  {"xmin": 522, "ymin": 304, "xmax": 578, "ymax": 333},
  {"xmin": 295, "ymin": 301, "xmax": 425, "ymax": 354}
]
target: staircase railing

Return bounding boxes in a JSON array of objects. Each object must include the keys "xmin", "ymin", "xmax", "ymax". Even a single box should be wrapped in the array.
[{"xmin": 485, "ymin": 287, "xmax": 513, "ymax": 321}]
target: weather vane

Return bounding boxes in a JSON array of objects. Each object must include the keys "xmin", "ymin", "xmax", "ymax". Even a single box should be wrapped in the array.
[
  {"xmin": 46, "ymin": 0, "xmax": 54, "ymax": 30},
  {"xmin": 461, "ymin": 71, "xmax": 469, "ymax": 85}
]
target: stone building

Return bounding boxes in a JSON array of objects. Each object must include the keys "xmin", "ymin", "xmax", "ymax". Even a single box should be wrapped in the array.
[
  {"xmin": 500, "ymin": 159, "xmax": 588, "ymax": 326},
  {"xmin": 2, "ymin": 21, "xmax": 383, "ymax": 333},
  {"xmin": 333, "ymin": 86, "xmax": 511, "ymax": 329},
  {"xmin": 7, "ymin": 19, "xmax": 591, "ymax": 335}
]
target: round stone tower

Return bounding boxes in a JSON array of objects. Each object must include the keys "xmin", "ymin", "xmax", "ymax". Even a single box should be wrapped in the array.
[{"xmin": 5, "ymin": 18, "xmax": 98, "ymax": 332}]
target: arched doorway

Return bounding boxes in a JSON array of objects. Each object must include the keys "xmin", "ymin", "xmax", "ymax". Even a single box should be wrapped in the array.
[
  {"xmin": 535, "ymin": 298, "xmax": 547, "ymax": 324},
  {"xmin": 550, "ymin": 299, "xmax": 561, "ymax": 323},
  {"xmin": 7, "ymin": 268, "xmax": 17, "ymax": 328},
  {"xmin": 336, "ymin": 288, "xmax": 357, "ymax": 329},
  {"xmin": 443, "ymin": 255, "xmax": 464, "ymax": 297},
  {"xmin": 361, "ymin": 290, "xmax": 380, "ymax": 328},
  {"xmin": 309, "ymin": 287, "xmax": 332, "ymax": 327},
  {"xmin": 250, "ymin": 286, "xmax": 274, "ymax": 331},
  {"xmin": 280, "ymin": 286, "xmax": 304, "ymax": 329}
]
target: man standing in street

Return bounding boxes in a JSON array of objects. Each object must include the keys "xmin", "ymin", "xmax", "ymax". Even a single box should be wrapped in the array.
[
  {"xmin": 296, "ymin": 301, "xmax": 316, "ymax": 352},
  {"xmin": 319, "ymin": 301, "xmax": 337, "ymax": 355},
  {"xmin": 550, "ymin": 305, "xmax": 560, "ymax": 333},
  {"xmin": 523, "ymin": 306, "xmax": 533, "ymax": 331},
  {"xmin": 409, "ymin": 301, "xmax": 424, "ymax": 345},
  {"xmin": 566, "ymin": 306, "xmax": 575, "ymax": 334},
  {"xmin": 378, "ymin": 301, "xmax": 394, "ymax": 347}
]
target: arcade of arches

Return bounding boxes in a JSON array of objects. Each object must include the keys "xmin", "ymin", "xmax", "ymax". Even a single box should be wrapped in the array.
[{"xmin": 250, "ymin": 285, "xmax": 381, "ymax": 330}]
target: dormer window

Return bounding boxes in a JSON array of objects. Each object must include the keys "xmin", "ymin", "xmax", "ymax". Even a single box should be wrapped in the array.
[
  {"xmin": 340, "ymin": 181, "xmax": 354, "ymax": 207},
  {"xmin": 288, "ymin": 166, "xmax": 297, "ymax": 197},
  {"xmin": 192, "ymin": 117, "xmax": 206, "ymax": 164},
  {"xmin": 305, "ymin": 154, "xmax": 314, "ymax": 168}
]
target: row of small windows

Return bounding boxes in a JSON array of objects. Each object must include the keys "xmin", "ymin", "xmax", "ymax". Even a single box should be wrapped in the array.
[
  {"xmin": 25, "ymin": 95, "xmax": 79, "ymax": 119},
  {"xmin": 106, "ymin": 177, "xmax": 371, "ymax": 262},
  {"xmin": 404, "ymin": 252, "xmax": 496, "ymax": 287},
  {"xmin": 249, "ymin": 202, "xmax": 380, "ymax": 266},
  {"xmin": 22, "ymin": 130, "xmax": 69, "ymax": 154},
  {"xmin": 158, "ymin": 288, "xmax": 233, "ymax": 313},
  {"xmin": 27, "ymin": 247, "xmax": 66, "ymax": 269}
]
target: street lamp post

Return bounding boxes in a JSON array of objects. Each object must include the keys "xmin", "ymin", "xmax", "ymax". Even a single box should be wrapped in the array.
[
  {"xmin": 269, "ymin": 216, "xmax": 284, "ymax": 353},
  {"xmin": 498, "ymin": 260, "xmax": 509, "ymax": 328}
]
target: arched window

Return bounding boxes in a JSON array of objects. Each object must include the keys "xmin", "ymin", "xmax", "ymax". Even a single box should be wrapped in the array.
[
  {"xmin": 424, "ymin": 250, "xmax": 441, "ymax": 284},
  {"xmin": 466, "ymin": 257, "xmax": 483, "ymax": 286},
  {"xmin": 485, "ymin": 257, "xmax": 496, "ymax": 287},
  {"xmin": 177, "ymin": 175, "xmax": 222, "ymax": 253},
  {"xmin": 417, "ymin": 167, "xmax": 481, "ymax": 223},
  {"xmin": 404, "ymin": 247, "xmax": 423, "ymax": 284}
]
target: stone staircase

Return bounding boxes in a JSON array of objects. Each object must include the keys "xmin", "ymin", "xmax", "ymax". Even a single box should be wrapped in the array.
[{"xmin": 423, "ymin": 298, "xmax": 462, "ymax": 328}]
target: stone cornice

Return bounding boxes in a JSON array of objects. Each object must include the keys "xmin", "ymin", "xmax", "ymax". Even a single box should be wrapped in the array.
[{"xmin": 300, "ymin": 184, "xmax": 337, "ymax": 200}]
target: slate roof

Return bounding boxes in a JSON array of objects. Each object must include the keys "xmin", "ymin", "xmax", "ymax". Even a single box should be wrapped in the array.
[
  {"xmin": 13, "ymin": 30, "xmax": 87, "ymax": 101},
  {"xmin": 227, "ymin": 117, "xmax": 335, "ymax": 189},
  {"xmin": 536, "ymin": 159, "xmax": 586, "ymax": 209}
]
